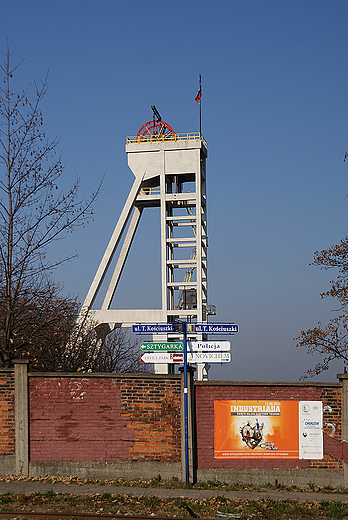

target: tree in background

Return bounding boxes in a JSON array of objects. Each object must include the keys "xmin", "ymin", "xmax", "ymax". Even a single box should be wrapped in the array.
[
  {"xmin": 93, "ymin": 327, "xmax": 152, "ymax": 374},
  {"xmin": 296, "ymin": 237, "xmax": 348, "ymax": 377},
  {"xmin": 0, "ymin": 275, "xmax": 152, "ymax": 373},
  {"xmin": 0, "ymin": 278, "xmax": 100, "ymax": 371},
  {"xmin": 0, "ymin": 45, "xmax": 100, "ymax": 367},
  {"xmin": 0, "ymin": 46, "xmax": 151, "ymax": 374}
]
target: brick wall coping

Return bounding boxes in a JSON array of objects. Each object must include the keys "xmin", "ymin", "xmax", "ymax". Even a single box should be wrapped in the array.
[
  {"xmin": 195, "ymin": 380, "xmax": 341, "ymax": 387},
  {"xmin": 28, "ymin": 372, "xmax": 181, "ymax": 380},
  {"xmin": 0, "ymin": 369, "xmax": 14, "ymax": 373}
]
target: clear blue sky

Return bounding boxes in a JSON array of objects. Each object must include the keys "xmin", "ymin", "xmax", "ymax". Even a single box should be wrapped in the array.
[{"xmin": 4, "ymin": 0, "xmax": 348, "ymax": 382}]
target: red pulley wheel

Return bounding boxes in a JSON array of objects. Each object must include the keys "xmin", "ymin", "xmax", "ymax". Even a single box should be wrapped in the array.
[{"xmin": 136, "ymin": 120, "xmax": 176, "ymax": 142}]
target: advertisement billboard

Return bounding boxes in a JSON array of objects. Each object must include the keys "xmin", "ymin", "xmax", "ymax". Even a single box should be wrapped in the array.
[
  {"xmin": 214, "ymin": 400, "xmax": 323, "ymax": 459},
  {"xmin": 299, "ymin": 401, "xmax": 323, "ymax": 459}
]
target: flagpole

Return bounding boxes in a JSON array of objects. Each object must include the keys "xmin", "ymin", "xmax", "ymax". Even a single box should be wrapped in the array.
[
  {"xmin": 199, "ymin": 74, "xmax": 202, "ymax": 136},
  {"xmin": 195, "ymin": 74, "xmax": 202, "ymax": 136}
]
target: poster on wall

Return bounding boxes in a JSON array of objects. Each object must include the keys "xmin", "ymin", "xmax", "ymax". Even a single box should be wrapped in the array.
[
  {"xmin": 214, "ymin": 400, "xmax": 323, "ymax": 460},
  {"xmin": 299, "ymin": 401, "xmax": 323, "ymax": 459}
]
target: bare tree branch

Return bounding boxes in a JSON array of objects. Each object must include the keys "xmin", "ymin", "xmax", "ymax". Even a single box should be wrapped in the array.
[
  {"xmin": 0, "ymin": 46, "xmax": 101, "ymax": 367},
  {"xmin": 93, "ymin": 328, "xmax": 153, "ymax": 374},
  {"xmin": 296, "ymin": 228, "xmax": 348, "ymax": 376}
]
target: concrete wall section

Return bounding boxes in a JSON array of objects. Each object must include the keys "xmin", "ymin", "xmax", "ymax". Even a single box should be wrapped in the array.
[
  {"xmin": 196, "ymin": 467, "xmax": 342, "ymax": 489},
  {"xmin": 29, "ymin": 460, "xmax": 181, "ymax": 481},
  {"xmin": 0, "ymin": 454, "xmax": 15, "ymax": 474},
  {"xmin": 126, "ymin": 139, "xmax": 203, "ymax": 181},
  {"xmin": 15, "ymin": 360, "xmax": 29, "ymax": 475}
]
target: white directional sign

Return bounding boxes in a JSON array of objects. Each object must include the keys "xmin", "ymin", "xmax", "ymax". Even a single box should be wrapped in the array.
[
  {"xmin": 141, "ymin": 351, "xmax": 231, "ymax": 364},
  {"xmin": 141, "ymin": 352, "xmax": 184, "ymax": 364},
  {"xmin": 189, "ymin": 341, "xmax": 230, "ymax": 352},
  {"xmin": 187, "ymin": 352, "xmax": 231, "ymax": 363}
]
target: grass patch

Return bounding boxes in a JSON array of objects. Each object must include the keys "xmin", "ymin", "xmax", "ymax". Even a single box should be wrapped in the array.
[
  {"xmin": 43, "ymin": 489, "xmax": 55, "ymax": 499},
  {"xmin": 0, "ymin": 493, "xmax": 13, "ymax": 505},
  {"xmin": 0, "ymin": 492, "xmax": 348, "ymax": 518},
  {"xmin": 100, "ymin": 492, "xmax": 112, "ymax": 501}
]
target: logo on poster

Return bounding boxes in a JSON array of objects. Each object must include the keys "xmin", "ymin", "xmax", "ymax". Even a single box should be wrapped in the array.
[{"xmin": 231, "ymin": 404, "xmax": 280, "ymax": 415}]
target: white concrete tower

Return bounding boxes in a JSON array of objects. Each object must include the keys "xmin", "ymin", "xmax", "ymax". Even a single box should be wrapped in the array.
[{"xmin": 79, "ymin": 109, "xmax": 214, "ymax": 378}]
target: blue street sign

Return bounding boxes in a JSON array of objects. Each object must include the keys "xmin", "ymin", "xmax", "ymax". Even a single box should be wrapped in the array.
[
  {"xmin": 187, "ymin": 323, "xmax": 239, "ymax": 334},
  {"xmin": 132, "ymin": 323, "xmax": 184, "ymax": 334}
]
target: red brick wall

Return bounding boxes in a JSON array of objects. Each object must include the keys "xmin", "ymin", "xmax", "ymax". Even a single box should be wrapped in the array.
[
  {"xmin": 311, "ymin": 386, "xmax": 342, "ymax": 469},
  {"xmin": 0, "ymin": 370, "xmax": 15, "ymax": 455},
  {"xmin": 2, "ymin": 370, "xmax": 342, "ymax": 471},
  {"xmin": 119, "ymin": 377, "xmax": 181, "ymax": 462},
  {"xmin": 195, "ymin": 382, "xmax": 342, "ymax": 470},
  {"xmin": 29, "ymin": 374, "xmax": 181, "ymax": 462}
]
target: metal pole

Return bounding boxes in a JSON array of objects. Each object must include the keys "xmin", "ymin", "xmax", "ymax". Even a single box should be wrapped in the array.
[
  {"xmin": 183, "ymin": 321, "xmax": 189, "ymax": 485},
  {"xmin": 199, "ymin": 74, "xmax": 202, "ymax": 136}
]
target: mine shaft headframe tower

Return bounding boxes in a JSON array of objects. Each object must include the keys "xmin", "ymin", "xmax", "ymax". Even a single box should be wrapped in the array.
[
  {"xmin": 79, "ymin": 107, "xmax": 212, "ymax": 376},
  {"xmin": 131, "ymin": 105, "xmax": 208, "ymax": 325}
]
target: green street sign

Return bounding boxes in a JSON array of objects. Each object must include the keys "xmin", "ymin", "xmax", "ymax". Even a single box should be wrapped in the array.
[{"xmin": 140, "ymin": 342, "xmax": 184, "ymax": 352}]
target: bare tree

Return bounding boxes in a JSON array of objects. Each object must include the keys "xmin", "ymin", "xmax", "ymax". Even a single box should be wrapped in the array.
[
  {"xmin": 93, "ymin": 328, "xmax": 153, "ymax": 374},
  {"xmin": 0, "ymin": 278, "xmax": 102, "ymax": 371},
  {"xmin": 0, "ymin": 45, "xmax": 100, "ymax": 367},
  {"xmin": 0, "ymin": 275, "xmax": 149, "ymax": 373},
  {"xmin": 296, "ymin": 238, "xmax": 348, "ymax": 377}
]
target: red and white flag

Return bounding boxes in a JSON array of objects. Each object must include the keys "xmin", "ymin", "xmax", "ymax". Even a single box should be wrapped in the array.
[{"xmin": 195, "ymin": 88, "xmax": 202, "ymax": 103}]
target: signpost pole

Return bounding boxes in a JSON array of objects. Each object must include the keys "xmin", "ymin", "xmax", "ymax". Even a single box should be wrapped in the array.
[
  {"xmin": 133, "ymin": 320, "xmax": 238, "ymax": 485},
  {"xmin": 183, "ymin": 321, "xmax": 189, "ymax": 485}
]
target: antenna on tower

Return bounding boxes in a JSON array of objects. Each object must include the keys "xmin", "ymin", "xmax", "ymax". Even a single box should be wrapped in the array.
[{"xmin": 151, "ymin": 105, "xmax": 162, "ymax": 134}]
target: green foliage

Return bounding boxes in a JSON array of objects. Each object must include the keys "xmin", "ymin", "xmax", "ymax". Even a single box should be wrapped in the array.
[
  {"xmin": 205, "ymin": 477, "xmax": 228, "ymax": 488},
  {"xmin": 139, "ymin": 495, "xmax": 161, "ymax": 508},
  {"xmin": 0, "ymin": 493, "xmax": 13, "ymax": 504},
  {"xmin": 259, "ymin": 498, "xmax": 300, "ymax": 518},
  {"xmin": 1, "ymin": 488, "xmax": 348, "ymax": 519},
  {"xmin": 44, "ymin": 489, "xmax": 55, "ymax": 498},
  {"xmin": 319, "ymin": 500, "xmax": 348, "ymax": 518},
  {"xmin": 285, "ymin": 484, "xmax": 299, "ymax": 491},
  {"xmin": 150, "ymin": 474, "xmax": 162, "ymax": 485}
]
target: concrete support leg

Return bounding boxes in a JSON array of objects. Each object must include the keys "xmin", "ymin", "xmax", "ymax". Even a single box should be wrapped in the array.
[{"xmin": 14, "ymin": 360, "xmax": 29, "ymax": 476}]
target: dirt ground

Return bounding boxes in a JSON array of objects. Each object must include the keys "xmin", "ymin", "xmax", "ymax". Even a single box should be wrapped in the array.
[{"xmin": 1, "ymin": 476, "xmax": 348, "ymax": 519}]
